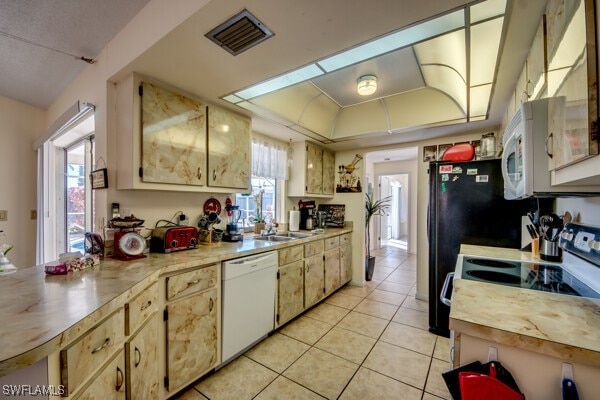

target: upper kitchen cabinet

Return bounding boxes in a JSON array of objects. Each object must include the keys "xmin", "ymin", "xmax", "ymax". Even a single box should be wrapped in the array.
[
  {"xmin": 207, "ymin": 106, "xmax": 251, "ymax": 189},
  {"xmin": 140, "ymin": 81, "xmax": 206, "ymax": 186},
  {"xmin": 287, "ymin": 141, "xmax": 335, "ymax": 197},
  {"xmin": 545, "ymin": 0, "xmax": 599, "ymax": 172},
  {"xmin": 114, "ymin": 73, "xmax": 251, "ymax": 192}
]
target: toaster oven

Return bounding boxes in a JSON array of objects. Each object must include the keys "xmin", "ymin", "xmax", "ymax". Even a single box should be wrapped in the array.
[{"xmin": 151, "ymin": 226, "xmax": 198, "ymax": 253}]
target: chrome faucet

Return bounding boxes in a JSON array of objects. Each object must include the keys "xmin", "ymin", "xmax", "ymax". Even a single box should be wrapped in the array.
[{"xmin": 261, "ymin": 224, "xmax": 277, "ymax": 236}]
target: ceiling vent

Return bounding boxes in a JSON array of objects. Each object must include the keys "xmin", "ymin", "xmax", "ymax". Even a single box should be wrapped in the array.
[{"xmin": 206, "ymin": 9, "xmax": 274, "ymax": 56}]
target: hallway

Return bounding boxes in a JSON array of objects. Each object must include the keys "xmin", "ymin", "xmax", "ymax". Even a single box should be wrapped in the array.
[{"xmin": 176, "ymin": 247, "xmax": 449, "ymax": 400}]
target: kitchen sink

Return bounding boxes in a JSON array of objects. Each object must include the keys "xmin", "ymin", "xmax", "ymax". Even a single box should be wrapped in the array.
[
  {"xmin": 275, "ymin": 232, "xmax": 313, "ymax": 238},
  {"xmin": 253, "ymin": 235, "xmax": 295, "ymax": 242}
]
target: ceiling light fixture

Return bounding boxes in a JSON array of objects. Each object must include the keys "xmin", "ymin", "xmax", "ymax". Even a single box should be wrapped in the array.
[{"xmin": 357, "ymin": 75, "xmax": 377, "ymax": 96}]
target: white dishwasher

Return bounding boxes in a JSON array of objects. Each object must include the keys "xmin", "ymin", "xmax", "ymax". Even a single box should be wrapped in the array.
[{"xmin": 221, "ymin": 251, "xmax": 277, "ymax": 363}]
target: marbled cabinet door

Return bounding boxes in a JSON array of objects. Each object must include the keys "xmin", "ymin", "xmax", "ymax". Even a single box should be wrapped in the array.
[
  {"xmin": 324, "ymin": 248, "xmax": 340, "ymax": 295},
  {"xmin": 207, "ymin": 106, "xmax": 251, "ymax": 189},
  {"xmin": 277, "ymin": 260, "xmax": 304, "ymax": 327},
  {"xmin": 166, "ymin": 288, "xmax": 218, "ymax": 392},
  {"xmin": 141, "ymin": 81, "xmax": 207, "ymax": 185},
  {"xmin": 126, "ymin": 314, "xmax": 159, "ymax": 400},
  {"xmin": 304, "ymin": 254, "xmax": 325, "ymax": 308},
  {"xmin": 322, "ymin": 150, "xmax": 335, "ymax": 195},
  {"xmin": 305, "ymin": 142, "xmax": 323, "ymax": 194}
]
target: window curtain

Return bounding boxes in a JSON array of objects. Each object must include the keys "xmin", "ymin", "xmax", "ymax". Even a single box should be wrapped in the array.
[{"xmin": 251, "ymin": 137, "xmax": 288, "ymax": 180}]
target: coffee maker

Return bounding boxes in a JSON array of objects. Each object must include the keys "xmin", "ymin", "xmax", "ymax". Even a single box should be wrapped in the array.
[
  {"xmin": 298, "ymin": 200, "xmax": 316, "ymax": 230},
  {"xmin": 223, "ymin": 204, "xmax": 243, "ymax": 242}
]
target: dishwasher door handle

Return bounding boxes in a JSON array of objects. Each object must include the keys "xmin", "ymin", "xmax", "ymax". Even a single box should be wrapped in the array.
[
  {"xmin": 231, "ymin": 253, "xmax": 275, "ymax": 266},
  {"xmin": 440, "ymin": 272, "xmax": 454, "ymax": 307}
]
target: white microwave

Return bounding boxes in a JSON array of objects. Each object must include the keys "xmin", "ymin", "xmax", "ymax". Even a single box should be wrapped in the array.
[{"xmin": 501, "ymin": 98, "xmax": 600, "ymax": 199}]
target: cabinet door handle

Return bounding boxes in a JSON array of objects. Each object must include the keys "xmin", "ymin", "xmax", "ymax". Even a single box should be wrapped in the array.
[
  {"xmin": 209, "ymin": 297, "xmax": 214, "ymax": 312},
  {"xmin": 91, "ymin": 338, "xmax": 110, "ymax": 354},
  {"xmin": 134, "ymin": 347, "xmax": 141, "ymax": 367},
  {"xmin": 116, "ymin": 366, "xmax": 124, "ymax": 391},
  {"xmin": 299, "ymin": 267, "xmax": 303, "ymax": 276},
  {"xmin": 187, "ymin": 279, "xmax": 200, "ymax": 288},
  {"xmin": 140, "ymin": 300, "xmax": 152, "ymax": 311},
  {"xmin": 545, "ymin": 132, "xmax": 554, "ymax": 159},
  {"xmin": 197, "ymin": 168, "xmax": 202, "ymax": 180},
  {"xmin": 213, "ymin": 169, "xmax": 217, "ymax": 181},
  {"xmin": 306, "ymin": 266, "xmax": 310, "ymax": 273}
]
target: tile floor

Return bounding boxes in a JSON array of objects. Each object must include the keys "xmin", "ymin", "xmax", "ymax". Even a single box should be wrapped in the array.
[{"xmin": 176, "ymin": 247, "xmax": 451, "ymax": 400}]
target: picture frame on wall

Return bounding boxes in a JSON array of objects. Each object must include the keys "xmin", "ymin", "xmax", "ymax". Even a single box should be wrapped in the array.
[
  {"xmin": 90, "ymin": 168, "xmax": 108, "ymax": 189},
  {"xmin": 423, "ymin": 145, "xmax": 437, "ymax": 162},
  {"xmin": 437, "ymin": 143, "xmax": 453, "ymax": 160}
]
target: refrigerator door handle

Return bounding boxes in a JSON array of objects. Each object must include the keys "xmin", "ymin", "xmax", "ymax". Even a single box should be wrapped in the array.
[{"xmin": 440, "ymin": 272, "xmax": 455, "ymax": 306}]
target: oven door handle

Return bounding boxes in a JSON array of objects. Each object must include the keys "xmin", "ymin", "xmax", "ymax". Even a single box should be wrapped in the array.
[{"xmin": 440, "ymin": 272, "xmax": 455, "ymax": 307}]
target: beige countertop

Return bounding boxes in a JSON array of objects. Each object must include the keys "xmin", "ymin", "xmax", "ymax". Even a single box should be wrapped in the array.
[
  {"xmin": 0, "ymin": 227, "xmax": 352, "ymax": 377},
  {"xmin": 450, "ymin": 245, "xmax": 600, "ymax": 368}
]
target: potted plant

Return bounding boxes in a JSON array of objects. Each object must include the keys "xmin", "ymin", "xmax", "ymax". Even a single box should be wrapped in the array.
[
  {"xmin": 251, "ymin": 189, "xmax": 266, "ymax": 234},
  {"xmin": 365, "ymin": 192, "xmax": 390, "ymax": 281}
]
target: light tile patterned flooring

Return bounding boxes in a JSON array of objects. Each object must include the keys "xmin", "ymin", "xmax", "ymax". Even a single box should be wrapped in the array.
[{"xmin": 176, "ymin": 247, "xmax": 450, "ymax": 400}]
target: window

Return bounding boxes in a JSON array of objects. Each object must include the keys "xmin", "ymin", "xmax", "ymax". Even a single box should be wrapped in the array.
[
  {"xmin": 235, "ymin": 136, "xmax": 288, "ymax": 229},
  {"xmin": 36, "ymin": 104, "xmax": 95, "ymax": 263},
  {"xmin": 235, "ymin": 177, "xmax": 276, "ymax": 228},
  {"xmin": 65, "ymin": 137, "xmax": 95, "ymax": 252}
]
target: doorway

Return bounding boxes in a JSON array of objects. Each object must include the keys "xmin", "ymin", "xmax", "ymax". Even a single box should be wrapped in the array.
[{"xmin": 379, "ymin": 174, "xmax": 409, "ymax": 250}]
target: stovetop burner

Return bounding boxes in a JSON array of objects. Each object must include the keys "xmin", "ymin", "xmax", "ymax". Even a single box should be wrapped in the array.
[
  {"xmin": 464, "ymin": 258, "xmax": 518, "ymax": 269},
  {"xmin": 461, "ymin": 258, "xmax": 600, "ymax": 299}
]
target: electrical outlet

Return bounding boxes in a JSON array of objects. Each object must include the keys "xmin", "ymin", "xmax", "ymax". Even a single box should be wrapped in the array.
[
  {"xmin": 0, "ymin": 210, "xmax": 7, "ymax": 221},
  {"xmin": 31, "ymin": 210, "xmax": 37, "ymax": 220}
]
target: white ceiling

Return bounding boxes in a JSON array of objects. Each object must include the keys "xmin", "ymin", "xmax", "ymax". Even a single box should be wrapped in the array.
[
  {"xmin": 0, "ymin": 0, "xmax": 548, "ymax": 160},
  {"xmin": 0, "ymin": 0, "xmax": 150, "ymax": 108}
]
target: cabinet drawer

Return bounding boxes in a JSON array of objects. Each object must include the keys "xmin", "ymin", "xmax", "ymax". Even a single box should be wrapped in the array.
[
  {"xmin": 125, "ymin": 282, "xmax": 158, "ymax": 335},
  {"xmin": 61, "ymin": 308, "xmax": 125, "ymax": 396},
  {"xmin": 324, "ymin": 236, "xmax": 340, "ymax": 251},
  {"xmin": 340, "ymin": 233, "xmax": 352, "ymax": 246},
  {"xmin": 305, "ymin": 240, "xmax": 324, "ymax": 258},
  {"xmin": 279, "ymin": 245, "xmax": 304, "ymax": 266},
  {"xmin": 166, "ymin": 264, "xmax": 218, "ymax": 301}
]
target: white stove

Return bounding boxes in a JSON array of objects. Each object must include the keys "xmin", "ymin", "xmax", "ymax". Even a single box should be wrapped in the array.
[{"xmin": 444, "ymin": 223, "xmax": 600, "ymax": 305}]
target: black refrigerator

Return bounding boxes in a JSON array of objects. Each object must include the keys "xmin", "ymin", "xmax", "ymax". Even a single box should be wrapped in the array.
[{"xmin": 427, "ymin": 159, "xmax": 542, "ymax": 337}]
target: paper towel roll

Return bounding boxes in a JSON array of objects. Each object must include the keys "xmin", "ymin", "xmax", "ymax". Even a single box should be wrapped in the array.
[{"xmin": 289, "ymin": 210, "xmax": 300, "ymax": 231}]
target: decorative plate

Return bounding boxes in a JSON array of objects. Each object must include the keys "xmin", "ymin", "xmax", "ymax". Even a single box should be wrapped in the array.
[{"xmin": 203, "ymin": 197, "xmax": 222, "ymax": 215}]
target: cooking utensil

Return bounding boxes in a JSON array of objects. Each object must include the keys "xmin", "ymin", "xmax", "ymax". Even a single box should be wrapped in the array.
[
  {"xmin": 562, "ymin": 211, "xmax": 572, "ymax": 224},
  {"xmin": 562, "ymin": 378, "xmax": 580, "ymax": 400}
]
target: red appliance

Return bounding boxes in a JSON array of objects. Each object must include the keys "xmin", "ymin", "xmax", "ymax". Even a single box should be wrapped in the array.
[
  {"xmin": 113, "ymin": 230, "xmax": 147, "ymax": 261},
  {"xmin": 151, "ymin": 226, "xmax": 198, "ymax": 253}
]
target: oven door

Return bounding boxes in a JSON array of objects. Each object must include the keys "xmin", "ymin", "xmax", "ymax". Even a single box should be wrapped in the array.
[{"xmin": 501, "ymin": 128, "xmax": 527, "ymax": 200}]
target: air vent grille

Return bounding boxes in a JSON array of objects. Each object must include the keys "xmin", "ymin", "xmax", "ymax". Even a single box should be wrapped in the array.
[{"xmin": 206, "ymin": 10, "xmax": 274, "ymax": 56}]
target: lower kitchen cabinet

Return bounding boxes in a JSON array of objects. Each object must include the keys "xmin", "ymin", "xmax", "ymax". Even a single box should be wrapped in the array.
[
  {"xmin": 304, "ymin": 254, "xmax": 325, "ymax": 308},
  {"xmin": 340, "ymin": 244, "xmax": 352, "ymax": 283},
  {"xmin": 125, "ymin": 313, "xmax": 159, "ymax": 400},
  {"xmin": 324, "ymin": 248, "xmax": 340, "ymax": 295},
  {"xmin": 74, "ymin": 349, "xmax": 125, "ymax": 400},
  {"xmin": 165, "ymin": 287, "xmax": 218, "ymax": 393},
  {"xmin": 277, "ymin": 260, "xmax": 304, "ymax": 327}
]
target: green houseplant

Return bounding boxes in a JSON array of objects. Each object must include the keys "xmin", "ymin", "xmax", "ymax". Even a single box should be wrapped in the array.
[{"xmin": 365, "ymin": 192, "xmax": 390, "ymax": 281}]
